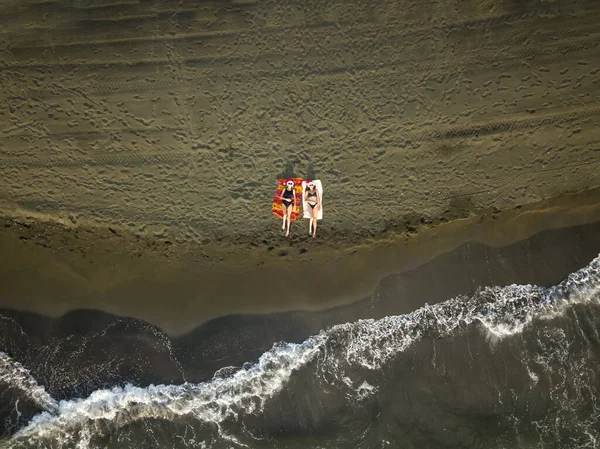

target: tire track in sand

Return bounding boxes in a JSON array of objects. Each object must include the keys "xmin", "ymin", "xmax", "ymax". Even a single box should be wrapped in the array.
[
  {"xmin": 0, "ymin": 104, "xmax": 597, "ymax": 170},
  {"xmin": 415, "ymin": 104, "xmax": 600, "ymax": 142}
]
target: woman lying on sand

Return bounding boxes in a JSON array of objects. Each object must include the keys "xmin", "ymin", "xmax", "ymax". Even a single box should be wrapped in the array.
[
  {"xmin": 305, "ymin": 180, "xmax": 320, "ymax": 237},
  {"xmin": 280, "ymin": 179, "xmax": 296, "ymax": 236}
]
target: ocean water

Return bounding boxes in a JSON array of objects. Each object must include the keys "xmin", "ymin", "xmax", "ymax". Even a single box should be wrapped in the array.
[{"xmin": 2, "ymin": 255, "xmax": 600, "ymax": 448}]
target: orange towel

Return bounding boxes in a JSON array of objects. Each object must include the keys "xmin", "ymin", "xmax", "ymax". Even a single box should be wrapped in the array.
[{"xmin": 272, "ymin": 178, "xmax": 302, "ymax": 221}]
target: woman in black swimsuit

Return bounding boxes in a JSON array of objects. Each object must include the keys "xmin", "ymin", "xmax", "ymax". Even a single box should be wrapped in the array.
[
  {"xmin": 304, "ymin": 180, "xmax": 320, "ymax": 237},
  {"xmin": 279, "ymin": 179, "xmax": 296, "ymax": 236}
]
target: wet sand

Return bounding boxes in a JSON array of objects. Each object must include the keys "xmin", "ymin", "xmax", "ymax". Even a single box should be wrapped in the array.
[
  {"xmin": 1, "ymin": 191, "xmax": 600, "ymax": 403},
  {"xmin": 2, "ymin": 187, "xmax": 600, "ymax": 336}
]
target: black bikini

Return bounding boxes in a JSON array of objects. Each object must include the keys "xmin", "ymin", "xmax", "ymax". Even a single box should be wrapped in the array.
[{"xmin": 307, "ymin": 191, "xmax": 317, "ymax": 209}]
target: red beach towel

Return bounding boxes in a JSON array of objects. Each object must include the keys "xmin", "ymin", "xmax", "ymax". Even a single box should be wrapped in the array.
[{"xmin": 272, "ymin": 178, "xmax": 302, "ymax": 221}]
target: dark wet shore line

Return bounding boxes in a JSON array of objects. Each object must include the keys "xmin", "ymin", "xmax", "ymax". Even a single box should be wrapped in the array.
[
  {"xmin": 1, "ymin": 217, "xmax": 600, "ymax": 403},
  {"xmin": 2, "ymin": 187, "xmax": 600, "ymax": 336}
]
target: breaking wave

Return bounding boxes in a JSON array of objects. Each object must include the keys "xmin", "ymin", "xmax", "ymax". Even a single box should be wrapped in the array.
[{"xmin": 3, "ymin": 255, "xmax": 600, "ymax": 448}]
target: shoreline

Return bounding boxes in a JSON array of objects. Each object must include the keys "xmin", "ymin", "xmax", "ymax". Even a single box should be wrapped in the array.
[{"xmin": 1, "ymin": 187, "xmax": 600, "ymax": 336}]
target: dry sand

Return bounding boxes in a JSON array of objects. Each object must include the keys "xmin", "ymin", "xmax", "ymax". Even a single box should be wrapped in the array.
[
  {"xmin": 0, "ymin": 1, "xmax": 600, "ymax": 334},
  {"xmin": 0, "ymin": 0, "xmax": 599, "ymax": 242}
]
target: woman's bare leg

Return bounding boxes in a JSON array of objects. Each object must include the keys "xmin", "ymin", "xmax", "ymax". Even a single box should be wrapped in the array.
[
  {"xmin": 312, "ymin": 208, "xmax": 318, "ymax": 237},
  {"xmin": 309, "ymin": 217, "xmax": 313, "ymax": 234},
  {"xmin": 282, "ymin": 206, "xmax": 287, "ymax": 230},
  {"xmin": 285, "ymin": 207, "xmax": 292, "ymax": 236}
]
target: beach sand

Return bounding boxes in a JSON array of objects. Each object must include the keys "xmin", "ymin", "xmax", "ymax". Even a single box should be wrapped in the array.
[
  {"xmin": 1, "ymin": 0, "xmax": 599, "ymax": 240},
  {"xmin": 0, "ymin": 0, "xmax": 600, "ymax": 333}
]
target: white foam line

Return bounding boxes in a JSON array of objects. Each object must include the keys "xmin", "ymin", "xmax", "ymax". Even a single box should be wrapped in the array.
[
  {"xmin": 340, "ymin": 257, "xmax": 600, "ymax": 370},
  {"xmin": 0, "ymin": 352, "xmax": 58, "ymax": 413},
  {"xmin": 10, "ymin": 335, "xmax": 325, "ymax": 446}
]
